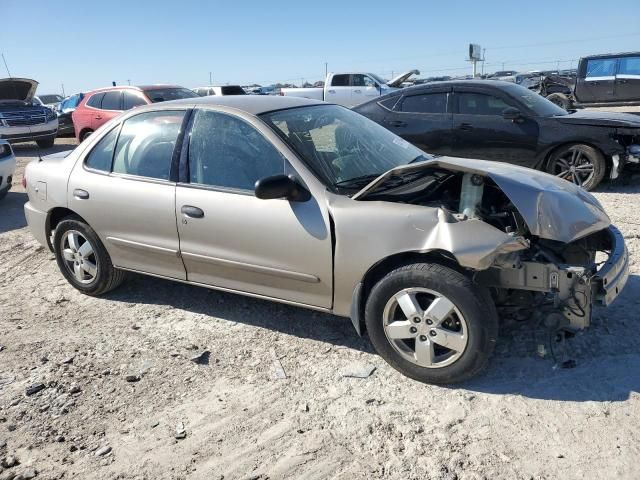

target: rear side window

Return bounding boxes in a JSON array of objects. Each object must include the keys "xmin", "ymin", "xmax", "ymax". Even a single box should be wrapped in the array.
[
  {"xmin": 123, "ymin": 91, "xmax": 147, "ymax": 110},
  {"xmin": 331, "ymin": 75, "xmax": 350, "ymax": 87},
  {"xmin": 352, "ymin": 75, "xmax": 376, "ymax": 87},
  {"xmin": 220, "ymin": 86, "xmax": 246, "ymax": 95},
  {"xmin": 112, "ymin": 111, "xmax": 186, "ymax": 180},
  {"xmin": 101, "ymin": 91, "xmax": 122, "ymax": 110},
  {"xmin": 188, "ymin": 109, "xmax": 285, "ymax": 190},
  {"xmin": 85, "ymin": 127, "xmax": 119, "ymax": 171},
  {"xmin": 618, "ymin": 57, "xmax": 640, "ymax": 76},
  {"xmin": 585, "ymin": 58, "xmax": 617, "ymax": 78},
  {"xmin": 86, "ymin": 92, "xmax": 105, "ymax": 108},
  {"xmin": 401, "ymin": 93, "xmax": 448, "ymax": 114},
  {"xmin": 457, "ymin": 93, "xmax": 512, "ymax": 116}
]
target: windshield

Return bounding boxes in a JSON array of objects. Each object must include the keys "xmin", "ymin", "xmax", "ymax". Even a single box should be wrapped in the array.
[
  {"xmin": 369, "ymin": 73, "xmax": 387, "ymax": 84},
  {"xmin": 260, "ymin": 104, "xmax": 431, "ymax": 189},
  {"xmin": 143, "ymin": 87, "xmax": 198, "ymax": 103},
  {"xmin": 39, "ymin": 94, "xmax": 63, "ymax": 104},
  {"xmin": 506, "ymin": 83, "xmax": 568, "ymax": 116}
]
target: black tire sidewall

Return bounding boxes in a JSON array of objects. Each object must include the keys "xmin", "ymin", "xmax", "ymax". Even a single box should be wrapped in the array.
[
  {"xmin": 53, "ymin": 218, "xmax": 116, "ymax": 295},
  {"xmin": 365, "ymin": 264, "xmax": 498, "ymax": 385},
  {"xmin": 36, "ymin": 136, "xmax": 55, "ymax": 149},
  {"xmin": 547, "ymin": 144, "xmax": 605, "ymax": 191}
]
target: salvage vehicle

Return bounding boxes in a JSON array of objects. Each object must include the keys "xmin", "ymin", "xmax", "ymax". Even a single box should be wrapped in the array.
[
  {"xmin": 280, "ymin": 70, "xmax": 419, "ymax": 107},
  {"xmin": 537, "ymin": 52, "xmax": 640, "ymax": 110},
  {"xmin": 0, "ymin": 78, "xmax": 59, "ymax": 148},
  {"xmin": 34, "ymin": 93, "xmax": 65, "ymax": 111},
  {"xmin": 72, "ymin": 85, "xmax": 198, "ymax": 142},
  {"xmin": 193, "ymin": 85, "xmax": 246, "ymax": 96},
  {"xmin": 354, "ymin": 80, "xmax": 640, "ymax": 190},
  {"xmin": 56, "ymin": 93, "xmax": 84, "ymax": 136},
  {"xmin": 24, "ymin": 96, "xmax": 629, "ymax": 384},
  {"xmin": 0, "ymin": 139, "xmax": 16, "ymax": 200}
]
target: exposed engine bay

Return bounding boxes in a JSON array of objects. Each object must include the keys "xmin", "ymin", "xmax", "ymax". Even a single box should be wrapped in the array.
[{"xmin": 360, "ymin": 166, "xmax": 627, "ymax": 332}]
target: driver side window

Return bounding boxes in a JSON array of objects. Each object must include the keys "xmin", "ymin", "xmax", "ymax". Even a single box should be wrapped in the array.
[{"xmin": 188, "ymin": 109, "xmax": 285, "ymax": 191}]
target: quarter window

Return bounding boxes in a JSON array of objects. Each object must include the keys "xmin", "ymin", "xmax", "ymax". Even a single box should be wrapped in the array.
[
  {"xmin": 457, "ymin": 93, "xmax": 512, "ymax": 116},
  {"xmin": 585, "ymin": 58, "xmax": 617, "ymax": 78},
  {"xmin": 188, "ymin": 109, "xmax": 285, "ymax": 191},
  {"xmin": 331, "ymin": 74, "xmax": 350, "ymax": 87},
  {"xmin": 401, "ymin": 93, "xmax": 448, "ymax": 114},
  {"xmin": 101, "ymin": 91, "xmax": 122, "ymax": 110},
  {"xmin": 123, "ymin": 91, "xmax": 147, "ymax": 110},
  {"xmin": 112, "ymin": 111, "xmax": 185, "ymax": 180},
  {"xmin": 618, "ymin": 57, "xmax": 640, "ymax": 76},
  {"xmin": 85, "ymin": 126, "xmax": 119, "ymax": 172},
  {"xmin": 86, "ymin": 92, "xmax": 105, "ymax": 108}
]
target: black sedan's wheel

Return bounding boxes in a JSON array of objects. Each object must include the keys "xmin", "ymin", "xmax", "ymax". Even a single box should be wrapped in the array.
[
  {"xmin": 547, "ymin": 144, "xmax": 605, "ymax": 191},
  {"xmin": 53, "ymin": 216, "xmax": 126, "ymax": 295},
  {"xmin": 365, "ymin": 263, "xmax": 498, "ymax": 384}
]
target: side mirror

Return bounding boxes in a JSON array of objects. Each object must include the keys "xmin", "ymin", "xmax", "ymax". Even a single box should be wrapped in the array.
[
  {"xmin": 502, "ymin": 107, "xmax": 522, "ymax": 121},
  {"xmin": 254, "ymin": 174, "xmax": 311, "ymax": 202}
]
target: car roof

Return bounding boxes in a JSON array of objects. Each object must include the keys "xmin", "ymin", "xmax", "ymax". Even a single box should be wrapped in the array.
[
  {"xmin": 390, "ymin": 79, "xmax": 521, "ymax": 95},
  {"xmin": 153, "ymin": 95, "xmax": 325, "ymax": 115},
  {"xmin": 137, "ymin": 84, "xmax": 184, "ymax": 90}
]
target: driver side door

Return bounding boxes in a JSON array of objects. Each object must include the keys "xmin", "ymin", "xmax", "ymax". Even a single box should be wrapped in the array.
[{"xmin": 175, "ymin": 108, "xmax": 334, "ymax": 308}]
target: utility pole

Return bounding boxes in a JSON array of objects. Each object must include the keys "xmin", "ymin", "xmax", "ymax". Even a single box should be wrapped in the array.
[
  {"xmin": 127, "ymin": 79, "xmax": 131, "ymax": 85},
  {"xmin": 209, "ymin": 71, "xmax": 212, "ymax": 85},
  {"xmin": 502, "ymin": 62, "xmax": 505, "ymax": 71},
  {"xmin": 324, "ymin": 62, "xmax": 328, "ymax": 78},
  {"xmin": 481, "ymin": 48, "xmax": 486, "ymax": 76},
  {"xmin": 61, "ymin": 83, "xmax": 65, "ymax": 97}
]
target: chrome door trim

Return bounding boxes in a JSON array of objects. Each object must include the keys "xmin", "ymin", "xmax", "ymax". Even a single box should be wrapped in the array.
[
  {"xmin": 106, "ymin": 236, "xmax": 180, "ymax": 257},
  {"xmin": 180, "ymin": 251, "xmax": 321, "ymax": 284},
  {"xmin": 116, "ymin": 266, "xmax": 333, "ymax": 313}
]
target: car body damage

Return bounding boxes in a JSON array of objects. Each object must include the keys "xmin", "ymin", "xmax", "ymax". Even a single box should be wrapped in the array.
[{"xmin": 333, "ymin": 156, "xmax": 628, "ymax": 333}]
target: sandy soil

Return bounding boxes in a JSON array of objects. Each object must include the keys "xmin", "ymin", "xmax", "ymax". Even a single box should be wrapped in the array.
[{"xmin": 1, "ymin": 138, "xmax": 639, "ymax": 480}]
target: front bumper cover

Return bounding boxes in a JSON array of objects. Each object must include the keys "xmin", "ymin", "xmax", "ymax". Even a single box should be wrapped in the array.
[{"xmin": 593, "ymin": 225, "xmax": 629, "ymax": 306}]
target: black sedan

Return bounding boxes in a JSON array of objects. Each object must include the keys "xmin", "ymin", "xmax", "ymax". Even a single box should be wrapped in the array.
[{"xmin": 354, "ymin": 80, "xmax": 640, "ymax": 190}]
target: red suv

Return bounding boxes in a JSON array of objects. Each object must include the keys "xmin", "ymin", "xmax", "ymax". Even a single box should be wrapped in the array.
[{"xmin": 72, "ymin": 85, "xmax": 197, "ymax": 141}]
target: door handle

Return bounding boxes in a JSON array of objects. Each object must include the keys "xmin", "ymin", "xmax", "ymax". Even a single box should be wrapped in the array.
[
  {"xmin": 457, "ymin": 123, "xmax": 473, "ymax": 131},
  {"xmin": 327, "ymin": 89, "xmax": 336, "ymax": 94},
  {"xmin": 181, "ymin": 205, "xmax": 204, "ymax": 219},
  {"xmin": 94, "ymin": 115, "xmax": 102, "ymax": 120},
  {"xmin": 73, "ymin": 189, "xmax": 90, "ymax": 200},
  {"xmin": 617, "ymin": 79, "xmax": 629, "ymax": 84},
  {"xmin": 388, "ymin": 120, "xmax": 408, "ymax": 127},
  {"xmin": 353, "ymin": 89, "xmax": 362, "ymax": 93}
]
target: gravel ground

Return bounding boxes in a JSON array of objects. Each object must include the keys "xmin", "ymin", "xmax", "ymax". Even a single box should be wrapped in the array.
[{"xmin": 1, "ymin": 137, "xmax": 639, "ymax": 480}]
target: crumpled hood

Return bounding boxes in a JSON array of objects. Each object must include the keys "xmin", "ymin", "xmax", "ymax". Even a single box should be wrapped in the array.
[
  {"xmin": 354, "ymin": 156, "xmax": 611, "ymax": 244},
  {"xmin": 387, "ymin": 70, "xmax": 420, "ymax": 88},
  {"xmin": 0, "ymin": 78, "xmax": 38, "ymax": 103},
  {"xmin": 555, "ymin": 109, "xmax": 640, "ymax": 128}
]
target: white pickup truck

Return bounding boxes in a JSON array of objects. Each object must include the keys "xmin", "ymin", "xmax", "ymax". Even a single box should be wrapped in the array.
[{"xmin": 280, "ymin": 70, "xmax": 419, "ymax": 107}]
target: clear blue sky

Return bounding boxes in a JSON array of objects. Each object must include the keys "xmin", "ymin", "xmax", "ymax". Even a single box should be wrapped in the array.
[{"xmin": 2, "ymin": 0, "xmax": 639, "ymax": 95}]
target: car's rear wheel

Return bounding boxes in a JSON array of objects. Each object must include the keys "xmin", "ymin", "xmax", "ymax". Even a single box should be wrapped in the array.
[
  {"xmin": 79, "ymin": 129, "xmax": 94, "ymax": 142},
  {"xmin": 53, "ymin": 217, "xmax": 126, "ymax": 295},
  {"xmin": 365, "ymin": 262, "xmax": 498, "ymax": 384},
  {"xmin": 36, "ymin": 136, "xmax": 55, "ymax": 149},
  {"xmin": 546, "ymin": 143, "xmax": 606, "ymax": 191}
]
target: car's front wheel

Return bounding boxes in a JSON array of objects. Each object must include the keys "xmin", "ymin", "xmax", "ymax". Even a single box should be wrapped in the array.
[
  {"xmin": 36, "ymin": 136, "xmax": 56, "ymax": 149},
  {"xmin": 546, "ymin": 143, "xmax": 606, "ymax": 191},
  {"xmin": 53, "ymin": 216, "xmax": 126, "ymax": 295},
  {"xmin": 365, "ymin": 263, "xmax": 498, "ymax": 384}
]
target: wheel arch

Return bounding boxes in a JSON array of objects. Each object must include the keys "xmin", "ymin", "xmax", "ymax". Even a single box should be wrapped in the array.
[
  {"xmin": 540, "ymin": 140, "xmax": 609, "ymax": 172},
  {"xmin": 46, "ymin": 207, "xmax": 88, "ymax": 251},
  {"xmin": 350, "ymin": 249, "xmax": 464, "ymax": 336}
]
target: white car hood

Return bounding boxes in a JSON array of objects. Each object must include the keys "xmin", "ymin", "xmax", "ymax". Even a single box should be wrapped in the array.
[
  {"xmin": 386, "ymin": 70, "xmax": 420, "ymax": 88},
  {"xmin": 0, "ymin": 78, "xmax": 39, "ymax": 103}
]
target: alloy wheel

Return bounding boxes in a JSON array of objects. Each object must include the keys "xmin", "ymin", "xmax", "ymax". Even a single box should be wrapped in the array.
[
  {"xmin": 382, "ymin": 287, "xmax": 468, "ymax": 368},
  {"xmin": 60, "ymin": 230, "xmax": 98, "ymax": 284},
  {"xmin": 552, "ymin": 147, "xmax": 595, "ymax": 187}
]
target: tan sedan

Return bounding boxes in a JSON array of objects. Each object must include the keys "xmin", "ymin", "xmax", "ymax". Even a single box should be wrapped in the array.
[{"xmin": 24, "ymin": 96, "xmax": 628, "ymax": 384}]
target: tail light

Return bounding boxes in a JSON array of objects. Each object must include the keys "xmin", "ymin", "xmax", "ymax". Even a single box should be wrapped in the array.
[{"xmin": 22, "ymin": 176, "xmax": 27, "ymax": 189}]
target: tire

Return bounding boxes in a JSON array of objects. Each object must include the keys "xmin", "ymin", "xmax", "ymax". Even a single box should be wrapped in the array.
[
  {"xmin": 546, "ymin": 92, "xmax": 572, "ymax": 110},
  {"xmin": 53, "ymin": 216, "xmax": 126, "ymax": 295},
  {"xmin": 80, "ymin": 129, "xmax": 94, "ymax": 142},
  {"xmin": 365, "ymin": 262, "xmax": 498, "ymax": 385},
  {"xmin": 0, "ymin": 189, "xmax": 7, "ymax": 201},
  {"xmin": 36, "ymin": 136, "xmax": 55, "ymax": 149},
  {"xmin": 546, "ymin": 143, "xmax": 606, "ymax": 191}
]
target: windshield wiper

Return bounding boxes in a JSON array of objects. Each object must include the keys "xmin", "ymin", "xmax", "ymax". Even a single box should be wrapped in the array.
[{"xmin": 334, "ymin": 173, "xmax": 381, "ymax": 188}]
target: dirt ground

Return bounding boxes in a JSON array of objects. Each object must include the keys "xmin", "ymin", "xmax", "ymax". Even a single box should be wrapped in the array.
[{"xmin": 1, "ymin": 137, "xmax": 639, "ymax": 480}]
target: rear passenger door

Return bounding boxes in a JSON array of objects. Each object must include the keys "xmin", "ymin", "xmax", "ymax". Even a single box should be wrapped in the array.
[
  {"xmin": 382, "ymin": 88, "xmax": 453, "ymax": 155},
  {"xmin": 577, "ymin": 57, "xmax": 617, "ymax": 103},
  {"xmin": 325, "ymin": 74, "xmax": 352, "ymax": 106},
  {"xmin": 615, "ymin": 55, "xmax": 640, "ymax": 102},
  {"xmin": 68, "ymin": 109, "xmax": 189, "ymax": 279}
]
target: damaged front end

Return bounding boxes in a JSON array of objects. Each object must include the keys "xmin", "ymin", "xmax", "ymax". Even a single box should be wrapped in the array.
[{"xmin": 353, "ymin": 157, "xmax": 629, "ymax": 331}]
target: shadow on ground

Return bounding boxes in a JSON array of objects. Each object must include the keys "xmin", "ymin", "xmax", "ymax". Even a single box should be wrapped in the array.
[
  {"xmin": 11, "ymin": 140, "xmax": 77, "ymax": 159},
  {"xmin": 104, "ymin": 269, "xmax": 640, "ymax": 403},
  {"xmin": 0, "ymin": 192, "xmax": 28, "ymax": 233}
]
